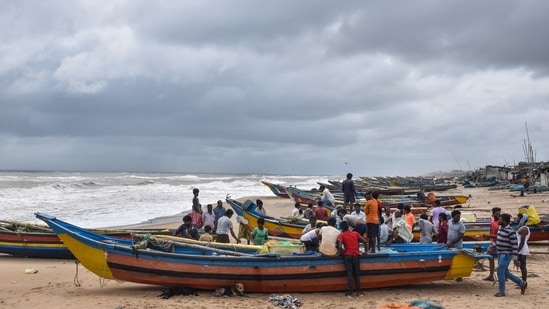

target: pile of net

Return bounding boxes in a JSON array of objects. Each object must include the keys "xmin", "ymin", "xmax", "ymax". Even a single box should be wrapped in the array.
[{"xmin": 268, "ymin": 293, "xmax": 303, "ymax": 309}]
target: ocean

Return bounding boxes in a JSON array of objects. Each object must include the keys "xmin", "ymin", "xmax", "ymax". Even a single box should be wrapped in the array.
[{"xmin": 0, "ymin": 171, "xmax": 335, "ymax": 228}]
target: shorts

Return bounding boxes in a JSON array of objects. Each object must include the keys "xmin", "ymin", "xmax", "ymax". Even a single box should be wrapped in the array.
[
  {"xmin": 216, "ymin": 234, "xmax": 230, "ymax": 243},
  {"xmin": 344, "ymin": 194, "xmax": 356, "ymax": 204},
  {"xmin": 367, "ymin": 223, "xmax": 379, "ymax": 239},
  {"xmin": 353, "ymin": 223, "xmax": 368, "ymax": 237}
]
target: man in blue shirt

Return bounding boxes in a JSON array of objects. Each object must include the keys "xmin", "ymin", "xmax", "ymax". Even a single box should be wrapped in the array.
[{"xmin": 213, "ymin": 200, "xmax": 226, "ymax": 233}]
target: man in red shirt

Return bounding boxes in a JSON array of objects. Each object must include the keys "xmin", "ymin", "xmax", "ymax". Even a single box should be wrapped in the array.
[
  {"xmin": 314, "ymin": 200, "xmax": 329, "ymax": 221},
  {"xmin": 338, "ymin": 221, "xmax": 368, "ymax": 297},
  {"xmin": 483, "ymin": 207, "xmax": 501, "ymax": 281}
]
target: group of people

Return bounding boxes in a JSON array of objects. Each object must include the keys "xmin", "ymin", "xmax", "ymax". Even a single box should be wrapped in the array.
[
  {"xmin": 174, "ymin": 188, "xmax": 269, "ymax": 245},
  {"xmin": 173, "ymin": 174, "xmax": 531, "ymax": 298}
]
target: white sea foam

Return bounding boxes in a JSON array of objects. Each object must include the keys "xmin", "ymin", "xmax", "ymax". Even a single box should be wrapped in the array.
[{"xmin": 0, "ymin": 172, "xmax": 336, "ymax": 228}]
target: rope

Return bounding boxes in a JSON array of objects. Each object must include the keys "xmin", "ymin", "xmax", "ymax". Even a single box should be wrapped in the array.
[{"xmin": 73, "ymin": 260, "xmax": 81, "ymax": 287}]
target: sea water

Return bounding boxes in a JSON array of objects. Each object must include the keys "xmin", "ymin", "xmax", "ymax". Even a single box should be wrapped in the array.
[{"xmin": 0, "ymin": 171, "xmax": 335, "ymax": 228}]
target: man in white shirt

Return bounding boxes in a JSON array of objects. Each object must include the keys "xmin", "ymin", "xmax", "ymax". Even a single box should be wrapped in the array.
[
  {"xmin": 318, "ymin": 217, "xmax": 341, "ymax": 256},
  {"xmin": 319, "ymin": 185, "xmax": 336, "ymax": 207},
  {"xmin": 299, "ymin": 226, "xmax": 320, "ymax": 252}
]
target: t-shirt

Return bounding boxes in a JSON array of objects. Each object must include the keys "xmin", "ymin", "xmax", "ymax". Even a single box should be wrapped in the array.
[
  {"xmin": 216, "ymin": 216, "xmax": 233, "ymax": 235},
  {"xmin": 342, "ymin": 179, "xmax": 356, "ymax": 197},
  {"xmin": 430, "ymin": 206, "xmax": 446, "ymax": 227},
  {"xmin": 192, "ymin": 196, "xmax": 201, "ymax": 213},
  {"xmin": 404, "ymin": 212, "xmax": 416, "ymax": 233},
  {"xmin": 202, "ymin": 211, "xmax": 215, "ymax": 228},
  {"xmin": 418, "ymin": 218, "xmax": 435, "ymax": 244},
  {"xmin": 314, "ymin": 207, "xmax": 329, "ymax": 221},
  {"xmin": 318, "ymin": 226, "xmax": 341, "ymax": 256},
  {"xmin": 291, "ymin": 208, "xmax": 303, "ymax": 218},
  {"xmin": 173, "ymin": 224, "xmax": 199, "ymax": 240},
  {"xmin": 304, "ymin": 208, "xmax": 314, "ymax": 220},
  {"xmin": 337, "ymin": 230, "xmax": 361, "ymax": 256},
  {"xmin": 300, "ymin": 229, "xmax": 318, "ymax": 242},
  {"xmin": 213, "ymin": 206, "xmax": 226, "ymax": 225},
  {"xmin": 321, "ymin": 189, "xmax": 336, "ymax": 205},
  {"xmin": 256, "ymin": 206, "xmax": 266, "ymax": 216},
  {"xmin": 251, "ymin": 227, "xmax": 268, "ymax": 245},
  {"xmin": 365, "ymin": 199, "xmax": 379, "ymax": 224},
  {"xmin": 447, "ymin": 220, "xmax": 466, "ymax": 249},
  {"xmin": 489, "ymin": 218, "xmax": 499, "ymax": 243}
]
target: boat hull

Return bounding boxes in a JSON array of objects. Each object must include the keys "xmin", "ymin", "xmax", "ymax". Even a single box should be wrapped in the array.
[
  {"xmin": 0, "ymin": 230, "xmax": 74, "ymax": 259},
  {"xmin": 35, "ymin": 212, "xmax": 487, "ymax": 293},
  {"xmin": 106, "ymin": 250, "xmax": 452, "ymax": 292}
]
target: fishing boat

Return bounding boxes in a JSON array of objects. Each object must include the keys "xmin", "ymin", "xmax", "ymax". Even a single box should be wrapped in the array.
[
  {"xmin": 260, "ymin": 180, "xmax": 290, "ymax": 198},
  {"xmin": 0, "ymin": 220, "xmax": 172, "ymax": 259},
  {"xmin": 286, "ymin": 185, "xmax": 466, "ymax": 209},
  {"xmin": 415, "ymin": 205, "xmax": 549, "ymax": 242},
  {"xmin": 227, "ymin": 198, "xmax": 307, "ymax": 239},
  {"xmin": 414, "ymin": 221, "xmax": 549, "ymax": 242},
  {"xmin": 35, "ymin": 212, "xmax": 488, "ymax": 292}
]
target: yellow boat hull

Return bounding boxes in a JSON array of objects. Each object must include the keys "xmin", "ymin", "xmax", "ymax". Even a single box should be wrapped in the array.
[
  {"xmin": 57, "ymin": 233, "xmax": 114, "ymax": 279},
  {"xmin": 444, "ymin": 251, "xmax": 478, "ymax": 280}
]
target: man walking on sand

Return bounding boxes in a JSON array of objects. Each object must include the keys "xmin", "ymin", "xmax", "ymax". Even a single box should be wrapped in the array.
[{"xmin": 494, "ymin": 213, "xmax": 527, "ymax": 297}]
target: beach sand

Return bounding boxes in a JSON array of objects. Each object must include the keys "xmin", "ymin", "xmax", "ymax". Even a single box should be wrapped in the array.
[{"xmin": 2, "ymin": 188, "xmax": 549, "ymax": 308}]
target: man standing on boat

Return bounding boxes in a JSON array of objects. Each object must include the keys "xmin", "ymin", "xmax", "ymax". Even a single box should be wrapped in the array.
[
  {"xmin": 364, "ymin": 193, "xmax": 379, "ymax": 253},
  {"xmin": 192, "ymin": 188, "xmax": 202, "ymax": 213},
  {"xmin": 342, "ymin": 173, "xmax": 357, "ymax": 213}
]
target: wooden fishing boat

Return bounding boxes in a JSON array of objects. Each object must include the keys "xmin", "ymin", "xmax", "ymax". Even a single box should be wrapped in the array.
[
  {"xmin": 285, "ymin": 185, "xmax": 465, "ymax": 210},
  {"xmin": 384, "ymin": 241, "xmax": 490, "ymax": 253},
  {"xmin": 412, "ymin": 221, "xmax": 549, "ymax": 242},
  {"xmin": 0, "ymin": 220, "xmax": 172, "ymax": 259},
  {"xmin": 35, "ymin": 212, "xmax": 488, "ymax": 292},
  {"xmin": 260, "ymin": 180, "xmax": 290, "ymax": 198},
  {"xmin": 227, "ymin": 198, "xmax": 307, "ymax": 239}
]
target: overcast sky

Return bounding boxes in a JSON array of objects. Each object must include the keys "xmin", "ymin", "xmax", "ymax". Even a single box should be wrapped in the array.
[{"xmin": 1, "ymin": 1, "xmax": 548, "ymax": 176}]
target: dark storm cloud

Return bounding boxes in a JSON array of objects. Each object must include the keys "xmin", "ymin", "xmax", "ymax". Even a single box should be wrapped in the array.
[
  {"xmin": 330, "ymin": 1, "xmax": 549, "ymax": 75},
  {"xmin": 0, "ymin": 1, "xmax": 548, "ymax": 175}
]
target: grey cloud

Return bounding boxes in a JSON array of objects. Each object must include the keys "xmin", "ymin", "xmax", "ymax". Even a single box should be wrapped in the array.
[{"xmin": 1, "ymin": 1, "xmax": 548, "ymax": 176}]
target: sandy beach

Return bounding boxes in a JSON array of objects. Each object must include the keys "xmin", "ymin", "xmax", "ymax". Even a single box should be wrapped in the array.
[{"xmin": 2, "ymin": 187, "xmax": 549, "ymax": 308}]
